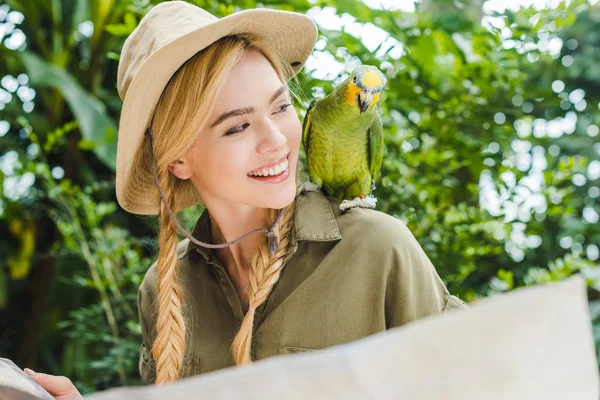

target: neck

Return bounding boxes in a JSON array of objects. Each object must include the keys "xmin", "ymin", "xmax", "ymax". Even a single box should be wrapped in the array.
[{"xmin": 206, "ymin": 203, "xmax": 271, "ymax": 275}]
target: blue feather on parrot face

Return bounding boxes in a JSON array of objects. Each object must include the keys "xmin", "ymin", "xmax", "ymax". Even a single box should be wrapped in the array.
[{"xmin": 347, "ymin": 66, "xmax": 387, "ymax": 114}]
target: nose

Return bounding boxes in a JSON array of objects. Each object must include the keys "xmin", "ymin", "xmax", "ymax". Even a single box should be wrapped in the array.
[{"xmin": 256, "ymin": 117, "xmax": 286, "ymax": 154}]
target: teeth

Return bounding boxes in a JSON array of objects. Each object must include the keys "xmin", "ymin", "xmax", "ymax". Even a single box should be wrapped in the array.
[{"xmin": 249, "ymin": 157, "xmax": 288, "ymax": 177}]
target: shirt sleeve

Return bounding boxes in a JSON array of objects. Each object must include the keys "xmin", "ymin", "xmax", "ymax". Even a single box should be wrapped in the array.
[
  {"xmin": 138, "ymin": 285, "xmax": 157, "ymax": 384},
  {"xmin": 382, "ymin": 217, "xmax": 468, "ymax": 329}
]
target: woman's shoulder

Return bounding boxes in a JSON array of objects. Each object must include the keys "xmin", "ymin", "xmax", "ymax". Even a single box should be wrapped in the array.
[
  {"xmin": 298, "ymin": 190, "xmax": 419, "ymax": 254},
  {"xmin": 298, "ymin": 191, "xmax": 450, "ymax": 303}
]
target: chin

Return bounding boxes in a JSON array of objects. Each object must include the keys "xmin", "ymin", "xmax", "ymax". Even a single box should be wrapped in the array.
[{"xmin": 261, "ymin": 181, "xmax": 298, "ymax": 210}]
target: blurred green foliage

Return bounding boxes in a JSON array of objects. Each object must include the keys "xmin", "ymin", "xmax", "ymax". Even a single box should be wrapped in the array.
[{"xmin": 0, "ymin": 0, "xmax": 598, "ymax": 394}]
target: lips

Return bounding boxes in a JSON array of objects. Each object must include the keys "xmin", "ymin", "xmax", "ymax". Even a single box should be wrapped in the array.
[
  {"xmin": 247, "ymin": 152, "xmax": 290, "ymax": 176},
  {"xmin": 247, "ymin": 161, "xmax": 291, "ymax": 184}
]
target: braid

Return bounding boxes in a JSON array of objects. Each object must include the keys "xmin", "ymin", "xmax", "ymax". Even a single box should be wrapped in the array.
[
  {"xmin": 231, "ymin": 200, "xmax": 296, "ymax": 364},
  {"xmin": 152, "ymin": 168, "xmax": 187, "ymax": 384}
]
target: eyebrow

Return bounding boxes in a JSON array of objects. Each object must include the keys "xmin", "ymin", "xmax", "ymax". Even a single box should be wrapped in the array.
[{"xmin": 209, "ymin": 85, "xmax": 288, "ymax": 129}]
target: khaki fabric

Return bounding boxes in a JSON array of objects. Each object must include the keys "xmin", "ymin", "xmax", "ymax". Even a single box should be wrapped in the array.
[
  {"xmin": 137, "ymin": 190, "xmax": 468, "ymax": 383},
  {"xmin": 86, "ymin": 275, "xmax": 598, "ymax": 400}
]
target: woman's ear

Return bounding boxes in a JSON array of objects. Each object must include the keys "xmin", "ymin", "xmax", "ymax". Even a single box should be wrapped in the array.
[{"xmin": 168, "ymin": 159, "xmax": 193, "ymax": 180}]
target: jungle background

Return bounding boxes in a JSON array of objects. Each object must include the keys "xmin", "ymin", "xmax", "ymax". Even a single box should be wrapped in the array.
[{"xmin": 0, "ymin": 0, "xmax": 598, "ymax": 394}]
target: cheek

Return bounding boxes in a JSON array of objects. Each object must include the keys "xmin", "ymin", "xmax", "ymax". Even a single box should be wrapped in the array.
[
  {"xmin": 202, "ymin": 144, "xmax": 250, "ymax": 179},
  {"xmin": 284, "ymin": 113, "xmax": 302, "ymax": 148},
  {"xmin": 191, "ymin": 138, "xmax": 245, "ymax": 187}
]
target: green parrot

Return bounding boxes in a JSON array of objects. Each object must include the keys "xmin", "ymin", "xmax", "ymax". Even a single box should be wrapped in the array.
[{"xmin": 301, "ymin": 65, "xmax": 387, "ymax": 211}]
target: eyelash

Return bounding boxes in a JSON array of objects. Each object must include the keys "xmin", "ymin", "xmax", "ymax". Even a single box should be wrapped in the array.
[{"xmin": 224, "ymin": 103, "xmax": 293, "ymax": 136}]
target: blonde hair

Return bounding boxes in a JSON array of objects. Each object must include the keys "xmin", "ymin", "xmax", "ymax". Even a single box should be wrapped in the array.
[{"xmin": 142, "ymin": 32, "xmax": 303, "ymax": 384}]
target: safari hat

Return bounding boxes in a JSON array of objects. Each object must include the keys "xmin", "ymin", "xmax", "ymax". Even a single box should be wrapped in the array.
[{"xmin": 115, "ymin": 0, "xmax": 318, "ymax": 216}]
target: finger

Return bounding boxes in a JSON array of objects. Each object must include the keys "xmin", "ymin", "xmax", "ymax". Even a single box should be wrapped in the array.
[{"xmin": 23, "ymin": 369, "xmax": 74, "ymax": 396}]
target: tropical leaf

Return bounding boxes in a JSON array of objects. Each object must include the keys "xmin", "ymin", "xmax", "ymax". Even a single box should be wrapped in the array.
[{"xmin": 16, "ymin": 50, "xmax": 117, "ymax": 170}]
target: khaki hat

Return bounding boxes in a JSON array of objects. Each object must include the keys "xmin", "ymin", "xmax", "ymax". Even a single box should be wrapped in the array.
[{"xmin": 115, "ymin": 1, "xmax": 318, "ymax": 216}]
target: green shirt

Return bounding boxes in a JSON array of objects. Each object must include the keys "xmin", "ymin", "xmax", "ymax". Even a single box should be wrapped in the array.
[{"xmin": 137, "ymin": 190, "xmax": 468, "ymax": 383}]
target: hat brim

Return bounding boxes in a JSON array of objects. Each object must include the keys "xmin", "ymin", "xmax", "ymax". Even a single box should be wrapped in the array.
[{"xmin": 116, "ymin": 8, "xmax": 317, "ymax": 215}]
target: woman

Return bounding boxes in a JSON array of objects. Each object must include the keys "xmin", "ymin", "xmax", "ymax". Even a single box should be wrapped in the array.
[{"xmin": 24, "ymin": 1, "xmax": 467, "ymax": 397}]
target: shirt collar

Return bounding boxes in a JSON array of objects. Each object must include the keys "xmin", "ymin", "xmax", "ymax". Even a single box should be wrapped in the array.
[{"xmin": 181, "ymin": 191, "xmax": 342, "ymax": 262}]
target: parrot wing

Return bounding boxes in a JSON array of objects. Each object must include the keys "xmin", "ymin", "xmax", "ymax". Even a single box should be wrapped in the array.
[
  {"xmin": 302, "ymin": 98, "xmax": 318, "ymax": 154},
  {"xmin": 368, "ymin": 112, "xmax": 384, "ymax": 183}
]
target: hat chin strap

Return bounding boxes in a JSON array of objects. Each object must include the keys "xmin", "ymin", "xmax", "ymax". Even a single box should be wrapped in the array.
[{"xmin": 146, "ymin": 133, "xmax": 284, "ymax": 258}]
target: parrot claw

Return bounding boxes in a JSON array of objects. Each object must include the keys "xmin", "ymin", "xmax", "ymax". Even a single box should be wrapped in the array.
[
  {"xmin": 301, "ymin": 181, "xmax": 322, "ymax": 193},
  {"xmin": 339, "ymin": 195, "xmax": 377, "ymax": 212}
]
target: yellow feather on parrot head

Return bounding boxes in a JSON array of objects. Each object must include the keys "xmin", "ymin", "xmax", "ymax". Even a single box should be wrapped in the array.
[{"xmin": 361, "ymin": 70, "xmax": 383, "ymax": 88}]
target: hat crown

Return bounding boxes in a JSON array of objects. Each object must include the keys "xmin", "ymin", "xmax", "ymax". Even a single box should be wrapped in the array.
[{"xmin": 117, "ymin": 1, "xmax": 217, "ymax": 101}]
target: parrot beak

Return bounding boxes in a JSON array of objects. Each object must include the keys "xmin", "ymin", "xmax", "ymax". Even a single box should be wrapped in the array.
[{"xmin": 356, "ymin": 89, "xmax": 375, "ymax": 114}]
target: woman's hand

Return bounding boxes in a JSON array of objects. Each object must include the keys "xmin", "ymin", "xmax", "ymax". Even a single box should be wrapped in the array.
[{"xmin": 23, "ymin": 368, "xmax": 83, "ymax": 400}]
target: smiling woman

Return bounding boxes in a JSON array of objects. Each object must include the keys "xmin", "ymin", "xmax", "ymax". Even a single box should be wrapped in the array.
[
  {"xmin": 113, "ymin": 0, "xmax": 315, "ymax": 384},
  {"xmin": 138, "ymin": 32, "xmax": 305, "ymax": 380},
  {"xmin": 24, "ymin": 1, "xmax": 467, "ymax": 395}
]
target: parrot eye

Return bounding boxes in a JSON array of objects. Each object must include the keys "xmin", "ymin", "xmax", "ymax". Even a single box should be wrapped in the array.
[{"xmin": 353, "ymin": 76, "xmax": 357, "ymax": 84}]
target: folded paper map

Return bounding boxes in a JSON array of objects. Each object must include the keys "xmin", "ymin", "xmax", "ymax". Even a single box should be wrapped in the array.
[
  {"xmin": 0, "ymin": 358, "xmax": 53, "ymax": 400},
  {"xmin": 84, "ymin": 274, "xmax": 599, "ymax": 400}
]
